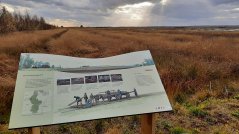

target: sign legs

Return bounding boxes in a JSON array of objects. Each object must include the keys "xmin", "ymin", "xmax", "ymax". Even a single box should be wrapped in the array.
[
  {"xmin": 28, "ymin": 127, "xmax": 40, "ymax": 134},
  {"xmin": 140, "ymin": 113, "xmax": 157, "ymax": 134},
  {"xmin": 27, "ymin": 113, "xmax": 157, "ymax": 134}
]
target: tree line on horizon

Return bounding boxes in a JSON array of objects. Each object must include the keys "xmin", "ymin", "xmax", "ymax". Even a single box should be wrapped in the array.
[{"xmin": 0, "ymin": 6, "xmax": 57, "ymax": 34}]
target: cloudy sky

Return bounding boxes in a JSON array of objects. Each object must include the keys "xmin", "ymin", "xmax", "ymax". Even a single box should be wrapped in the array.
[{"xmin": 1, "ymin": 0, "xmax": 239, "ymax": 27}]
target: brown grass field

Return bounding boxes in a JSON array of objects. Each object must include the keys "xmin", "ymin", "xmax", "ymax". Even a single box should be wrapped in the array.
[{"xmin": 0, "ymin": 27, "xmax": 239, "ymax": 133}]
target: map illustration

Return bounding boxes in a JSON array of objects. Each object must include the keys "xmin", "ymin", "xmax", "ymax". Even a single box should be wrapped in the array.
[{"xmin": 22, "ymin": 90, "xmax": 51, "ymax": 115}]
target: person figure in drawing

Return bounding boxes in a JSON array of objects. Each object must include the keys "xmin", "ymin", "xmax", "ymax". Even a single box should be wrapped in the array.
[
  {"xmin": 74, "ymin": 96, "xmax": 82, "ymax": 106},
  {"xmin": 90, "ymin": 93, "xmax": 95, "ymax": 104},
  {"xmin": 84, "ymin": 93, "xmax": 88, "ymax": 103}
]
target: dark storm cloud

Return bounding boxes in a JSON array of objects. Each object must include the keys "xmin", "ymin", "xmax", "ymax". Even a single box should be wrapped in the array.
[
  {"xmin": 86, "ymin": 0, "xmax": 150, "ymax": 9},
  {"xmin": 2, "ymin": 0, "xmax": 157, "ymax": 26},
  {"xmin": 1, "ymin": 0, "xmax": 239, "ymax": 26},
  {"xmin": 3, "ymin": 0, "xmax": 153, "ymax": 18},
  {"xmin": 210, "ymin": 0, "xmax": 239, "ymax": 5},
  {"xmin": 25, "ymin": 0, "xmax": 65, "ymax": 6},
  {"xmin": 15, "ymin": 0, "xmax": 151, "ymax": 11}
]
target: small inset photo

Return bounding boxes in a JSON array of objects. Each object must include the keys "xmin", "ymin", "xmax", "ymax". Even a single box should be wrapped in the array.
[
  {"xmin": 111, "ymin": 74, "xmax": 123, "ymax": 82},
  {"xmin": 85, "ymin": 75, "xmax": 98, "ymax": 83},
  {"xmin": 98, "ymin": 75, "xmax": 111, "ymax": 83},
  {"xmin": 57, "ymin": 79, "xmax": 70, "ymax": 86},
  {"xmin": 71, "ymin": 78, "xmax": 84, "ymax": 84}
]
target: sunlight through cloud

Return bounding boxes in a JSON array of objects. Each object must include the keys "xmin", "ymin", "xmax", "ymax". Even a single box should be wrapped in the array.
[
  {"xmin": 110, "ymin": 2, "xmax": 154, "ymax": 26},
  {"xmin": 161, "ymin": 0, "xmax": 168, "ymax": 6}
]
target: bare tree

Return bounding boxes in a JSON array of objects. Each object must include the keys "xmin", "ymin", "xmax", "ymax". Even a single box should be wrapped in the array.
[
  {"xmin": 0, "ymin": 5, "xmax": 56, "ymax": 34},
  {"xmin": 0, "ymin": 6, "xmax": 16, "ymax": 33}
]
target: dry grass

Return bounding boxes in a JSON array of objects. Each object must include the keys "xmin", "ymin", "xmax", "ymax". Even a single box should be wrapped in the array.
[
  {"xmin": 48, "ymin": 29, "xmax": 99, "ymax": 57},
  {"xmin": 0, "ymin": 29, "xmax": 63, "ymax": 48},
  {"xmin": 0, "ymin": 27, "xmax": 239, "ymax": 133}
]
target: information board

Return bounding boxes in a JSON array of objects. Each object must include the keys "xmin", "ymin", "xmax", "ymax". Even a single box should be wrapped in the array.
[{"xmin": 9, "ymin": 50, "xmax": 172, "ymax": 129}]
